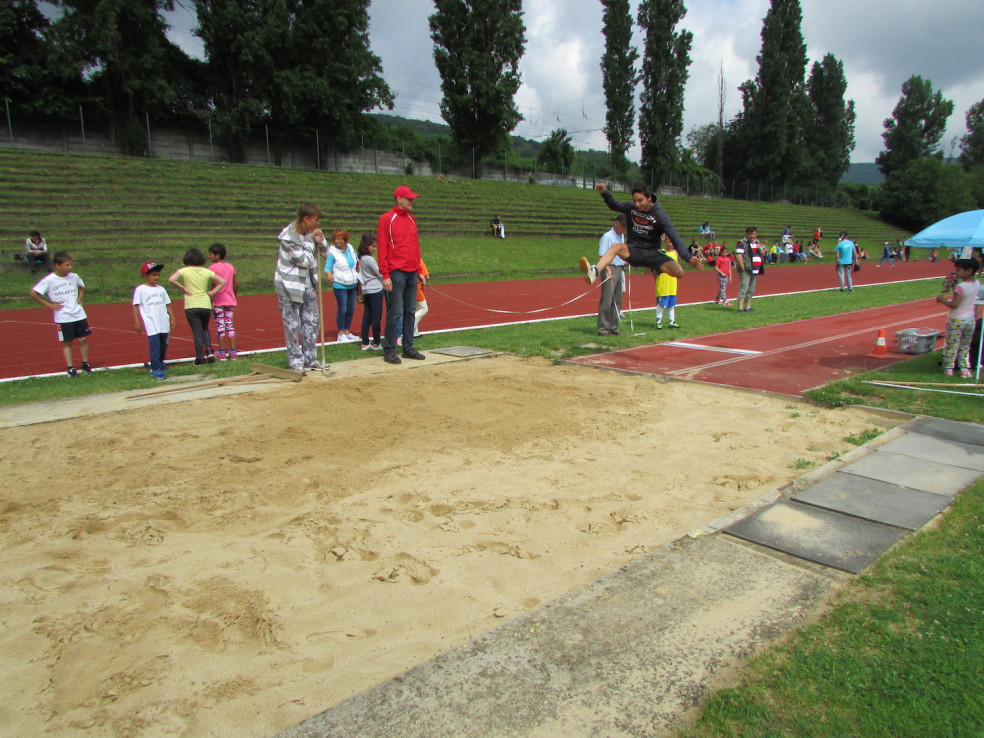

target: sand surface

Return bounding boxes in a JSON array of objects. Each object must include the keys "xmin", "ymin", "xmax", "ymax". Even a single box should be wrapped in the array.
[{"xmin": 0, "ymin": 354, "xmax": 898, "ymax": 736}]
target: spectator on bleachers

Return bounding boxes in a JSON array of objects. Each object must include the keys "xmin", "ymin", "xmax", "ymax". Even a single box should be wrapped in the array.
[
  {"xmin": 699, "ymin": 221, "xmax": 715, "ymax": 240},
  {"xmin": 490, "ymin": 214, "xmax": 505, "ymax": 239},
  {"xmin": 25, "ymin": 230, "xmax": 52, "ymax": 274}
]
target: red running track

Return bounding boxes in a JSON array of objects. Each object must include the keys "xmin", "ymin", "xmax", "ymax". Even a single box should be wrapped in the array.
[
  {"xmin": 568, "ymin": 299, "xmax": 948, "ymax": 397},
  {"xmin": 1, "ymin": 259, "xmax": 949, "ymax": 380}
]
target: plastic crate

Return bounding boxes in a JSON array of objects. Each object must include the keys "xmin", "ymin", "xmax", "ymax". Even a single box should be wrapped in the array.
[{"xmin": 895, "ymin": 328, "xmax": 940, "ymax": 354}]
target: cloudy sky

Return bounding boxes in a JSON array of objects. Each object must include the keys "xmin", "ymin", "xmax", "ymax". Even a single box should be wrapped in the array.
[{"xmin": 166, "ymin": 0, "xmax": 984, "ymax": 164}]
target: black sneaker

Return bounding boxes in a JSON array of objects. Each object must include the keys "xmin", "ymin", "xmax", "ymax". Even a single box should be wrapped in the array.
[
  {"xmin": 80, "ymin": 362, "xmax": 92, "ymax": 373},
  {"xmin": 384, "ymin": 352, "xmax": 402, "ymax": 365},
  {"xmin": 66, "ymin": 367, "xmax": 78, "ymax": 378},
  {"xmin": 403, "ymin": 349, "xmax": 426, "ymax": 360}
]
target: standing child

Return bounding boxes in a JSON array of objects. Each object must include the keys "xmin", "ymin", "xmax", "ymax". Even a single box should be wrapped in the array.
[
  {"xmin": 168, "ymin": 247, "xmax": 225, "ymax": 365},
  {"xmin": 357, "ymin": 233, "xmax": 384, "ymax": 350},
  {"xmin": 654, "ymin": 241, "xmax": 680, "ymax": 329},
  {"xmin": 29, "ymin": 251, "xmax": 92, "ymax": 377},
  {"xmin": 936, "ymin": 258, "xmax": 981, "ymax": 378},
  {"xmin": 324, "ymin": 229, "xmax": 360, "ymax": 342},
  {"xmin": 713, "ymin": 247, "xmax": 733, "ymax": 306},
  {"xmin": 208, "ymin": 243, "xmax": 239, "ymax": 360},
  {"xmin": 133, "ymin": 262, "xmax": 175, "ymax": 379}
]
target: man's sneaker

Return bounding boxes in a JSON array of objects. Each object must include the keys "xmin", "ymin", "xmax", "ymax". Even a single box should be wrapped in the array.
[
  {"xmin": 668, "ymin": 322, "xmax": 680, "ymax": 328},
  {"xmin": 80, "ymin": 361, "xmax": 92, "ymax": 373},
  {"xmin": 960, "ymin": 369, "xmax": 972, "ymax": 379},
  {"xmin": 655, "ymin": 323, "xmax": 663, "ymax": 330},
  {"xmin": 304, "ymin": 361, "xmax": 326, "ymax": 370},
  {"xmin": 403, "ymin": 349, "xmax": 426, "ymax": 360},
  {"xmin": 289, "ymin": 364, "xmax": 307, "ymax": 375},
  {"xmin": 579, "ymin": 257, "xmax": 599, "ymax": 285},
  {"xmin": 151, "ymin": 369, "xmax": 167, "ymax": 380},
  {"xmin": 217, "ymin": 349, "xmax": 228, "ymax": 361},
  {"xmin": 384, "ymin": 352, "xmax": 402, "ymax": 365},
  {"xmin": 66, "ymin": 367, "xmax": 78, "ymax": 378}
]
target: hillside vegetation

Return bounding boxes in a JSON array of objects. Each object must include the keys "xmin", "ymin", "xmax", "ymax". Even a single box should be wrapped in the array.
[{"xmin": 0, "ymin": 149, "xmax": 912, "ymax": 304}]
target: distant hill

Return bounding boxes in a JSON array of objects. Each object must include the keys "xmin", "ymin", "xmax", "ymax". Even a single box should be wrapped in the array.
[{"xmin": 841, "ymin": 163, "xmax": 883, "ymax": 186}]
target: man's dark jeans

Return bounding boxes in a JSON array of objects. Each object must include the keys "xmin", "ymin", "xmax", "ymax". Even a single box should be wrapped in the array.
[{"xmin": 385, "ymin": 269, "xmax": 418, "ymax": 352}]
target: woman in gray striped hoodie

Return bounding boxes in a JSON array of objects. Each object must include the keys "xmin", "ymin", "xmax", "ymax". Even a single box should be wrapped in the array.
[{"xmin": 275, "ymin": 202, "xmax": 325, "ymax": 372}]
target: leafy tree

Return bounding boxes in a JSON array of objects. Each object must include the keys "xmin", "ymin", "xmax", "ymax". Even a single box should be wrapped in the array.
[
  {"xmin": 875, "ymin": 75, "xmax": 953, "ymax": 177},
  {"xmin": 600, "ymin": 0, "xmax": 638, "ymax": 179},
  {"xmin": 537, "ymin": 128, "xmax": 575, "ymax": 175},
  {"xmin": 0, "ymin": 0, "xmax": 58, "ymax": 113},
  {"xmin": 194, "ymin": 0, "xmax": 281, "ymax": 162},
  {"xmin": 958, "ymin": 98, "xmax": 984, "ymax": 170},
  {"xmin": 686, "ymin": 122, "xmax": 721, "ymax": 170},
  {"xmin": 636, "ymin": 0, "xmax": 692, "ymax": 190},
  {"xmin": 879, "ymin": 158, "xmax": 975, "ymax": 231},
  {"xmin": 803, "ymin": 53, "xmax": 855, "ymax": 189},
  {"xmin": 727, "ymin": 0, "xmax": 808, "ymax": 186},
  {"xmin": 430, "ymin": 0, "xmax": 526, "ymax": 177},
  {"xmin": 272, "ymin": 0, "xmax": 392, "ymax": 149},
  {"xmin": 50, "ymin": 0, "xmax": 197, "ymax": 152}
]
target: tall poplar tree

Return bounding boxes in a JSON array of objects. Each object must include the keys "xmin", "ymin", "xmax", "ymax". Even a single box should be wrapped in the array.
[
  {"xmin": 636, "ymin": 0, "xmax": 692, "ymax": 190},
  {"xmin": 600, "ymin": 0, "xmax": 638, "ymax": 180},
  {"xmin": 1, "ymin": 0, "xmax": 57, "ymax": 113},
  {"xmin": 728, "ymin": 0, "xmax": 808, "ymax": 186},
  {"xmin": 430, "ymin": 0, "xmax": 526, "ymax": 176},
  {"xmin": 958, "ymin": 99, "xmax": 984, "ymax": 170},
  {"xmin": 875, "ymin": 75, "xmax": 953, "ymax": 177},
  {"xmin": 802, "ymin": 53, "xmax": 855, "ymax": 189}
]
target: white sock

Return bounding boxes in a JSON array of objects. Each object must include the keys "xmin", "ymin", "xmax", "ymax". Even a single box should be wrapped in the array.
[
  {"xmin": 655, "ymin": 306, "xmax": 664, "ymax": 323},
  {"xmin": 668, "ymin": 306, "xmax": 676, "ymax": 323}
]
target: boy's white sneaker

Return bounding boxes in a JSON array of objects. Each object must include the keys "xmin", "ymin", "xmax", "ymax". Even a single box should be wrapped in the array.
[{"xmin": 579, "ymin": 257, "xmax": 599, "ymax": 285}]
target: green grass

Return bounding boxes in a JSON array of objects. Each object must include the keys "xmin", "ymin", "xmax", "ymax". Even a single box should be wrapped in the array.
[
  {"xmin": 0, "ymin": 148, "xmax": 916, "ymax": 305},
  {"xmin": 806, "ymin": 349, "xmax": 984, "ymax": 422},
  {"xmin": 680, "ymin": 478, "xmax": 984, "ymax": 738}
]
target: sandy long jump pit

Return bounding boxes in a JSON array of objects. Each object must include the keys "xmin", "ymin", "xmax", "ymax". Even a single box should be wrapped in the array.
[{"xmin": 0, "ymin": 354, "xmax": 900, "ymax": 736}]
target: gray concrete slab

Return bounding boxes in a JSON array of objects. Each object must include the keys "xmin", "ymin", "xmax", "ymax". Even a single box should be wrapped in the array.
[
  {"xmin": 278, "ymin": 535, "xmax": 844, "ymax": 738},
  {"xmin": 905, "ymin": 416, "xmax": 984, "ymax": 447},
  {"xmin": 879, "ymin": 433, "xmax": 984, "ymax": 472},
  {"xmin": 839, "ymin": 451, "xmax": 981, "ymax": 496},
  {"xmin": 431, "ymin": 346, "xmax": 498, "ymax": 357},
  {"xmin": 792, "ymin": 473, "xmax": 952, "ymax": 530},
  {"xmin": 723, "ymin": 500, "xmax": 907, "ymax": 573}
]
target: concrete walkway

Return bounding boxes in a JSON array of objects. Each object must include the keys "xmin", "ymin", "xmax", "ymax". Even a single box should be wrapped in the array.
[{"xmin": 279, "ymin": 416, "xmax": 984, "ymax": 738}]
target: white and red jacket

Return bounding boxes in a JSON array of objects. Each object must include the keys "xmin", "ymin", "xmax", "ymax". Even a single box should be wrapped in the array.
[{"xmin": 377, "ymin": 205, "xmax": 422, "ymax": 279}]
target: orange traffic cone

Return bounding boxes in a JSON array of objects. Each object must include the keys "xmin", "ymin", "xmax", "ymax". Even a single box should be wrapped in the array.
[{"xmin": 867, "ymin": 328, "xmax": 888, "ymax": 358}]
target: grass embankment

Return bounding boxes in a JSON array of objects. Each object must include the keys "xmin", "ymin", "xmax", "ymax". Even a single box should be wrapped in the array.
[{"xmin": 0, "ymin": 148, "xmax": 913, "ymax": 305}]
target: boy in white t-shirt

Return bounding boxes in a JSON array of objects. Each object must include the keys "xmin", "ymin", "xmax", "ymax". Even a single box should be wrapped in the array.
[
  {"xmin": 133, "ymin": 262, "xmax": 175, "ymax": 380},
  {"xmin": 29, "ymin": 251, "xmax": 92, "ymax": 377}
]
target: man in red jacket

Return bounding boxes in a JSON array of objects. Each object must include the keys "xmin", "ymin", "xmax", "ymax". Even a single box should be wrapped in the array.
[{"xmin": 377, "ymin": 185, "xmax": 427, "ymax": 364}]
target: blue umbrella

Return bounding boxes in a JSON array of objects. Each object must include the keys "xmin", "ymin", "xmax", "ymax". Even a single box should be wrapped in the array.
[{"xmin": 905, "ymin": 209, "xmax": 984, "ymax": 249}]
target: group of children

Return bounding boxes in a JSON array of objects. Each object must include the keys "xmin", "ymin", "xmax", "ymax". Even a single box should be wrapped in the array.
[{"xmin": 30, "ymin": 244, "xmax": 239, "ymax": 379}]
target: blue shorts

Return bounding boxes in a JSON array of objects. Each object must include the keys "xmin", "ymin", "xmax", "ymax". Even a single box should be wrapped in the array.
[{"xmin": 657, "ymin": 296, "xmax": 677, "ymax": 308}]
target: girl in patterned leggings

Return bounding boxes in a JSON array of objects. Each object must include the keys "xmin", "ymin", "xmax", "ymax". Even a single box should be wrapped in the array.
[
  {"xmin": 168, "ymin": 248, "xmax": 225, "ymax": 365},
  {"xmin": 208, "ymin": 243, "xmax": 239, "ymax": 359},
  {"xmin": 937, "ymin": 258, "xmax": 981, "ymax": 378}
]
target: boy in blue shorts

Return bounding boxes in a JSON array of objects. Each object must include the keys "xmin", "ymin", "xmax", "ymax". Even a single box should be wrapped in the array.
[
  {"xmin": 133, "ymin": 262, "xmax": 175, "ymax": 379},
  {"xmin": 580, "ymin": 183, "xmax": 702, "ymax": 284},
  {"xmin": 29, "ymin": 251, "xmax": 93, "ymax": 377}
]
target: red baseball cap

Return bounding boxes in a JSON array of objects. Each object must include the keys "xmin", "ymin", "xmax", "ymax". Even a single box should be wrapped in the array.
[
  {"xmin": 140, "ymin": 261, "xmax": 164, "ymax": 275},
  {"xmin": 393, "ymin": 185, "xmax": 419, "ymax": 199}
]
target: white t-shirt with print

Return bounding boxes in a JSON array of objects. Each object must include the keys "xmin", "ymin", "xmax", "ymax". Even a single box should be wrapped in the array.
[
  {"xmin": 133, "ymin": 283, "xmax": 172, "ymax": 335},
  {"xmin": 32, "ymin": 272, "xmax": 87, "ymax": 323}
]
